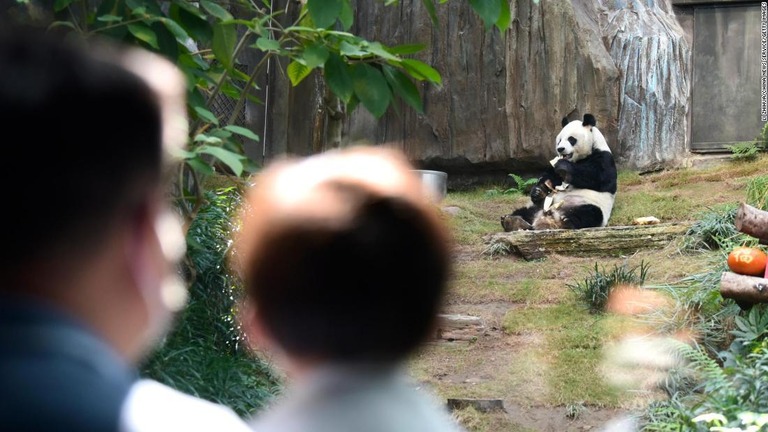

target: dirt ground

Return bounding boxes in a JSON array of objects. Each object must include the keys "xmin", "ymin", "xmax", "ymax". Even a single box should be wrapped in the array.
[
  {"xmin": 405, "ymin": 156, "xmax": 767, "ymax": 432},
  {"xmin": 411, "ymin": 252, "xmax": 642, "ymax": 432}
]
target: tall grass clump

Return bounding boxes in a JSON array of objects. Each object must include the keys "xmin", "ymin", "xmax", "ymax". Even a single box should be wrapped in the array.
[
  {"xmin": 141, "ymin": 187, "xmax": 281, "ymax": 416},
  {"xmin": 746, "ymin": 175, "xmax": 768, "ymax": 210},
  {"xmin": 680, "ymin": 205, "xmax": 757, "ymax": 252},
  {"xmin": 568, "ymin": 261, "xmax": 650, "ymax": 313}
]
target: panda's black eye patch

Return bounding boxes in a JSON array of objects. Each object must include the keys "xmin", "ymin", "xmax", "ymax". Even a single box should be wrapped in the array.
[{"xmin": 568, "ymin": 137, "xmax": 577, "ymax": 146}]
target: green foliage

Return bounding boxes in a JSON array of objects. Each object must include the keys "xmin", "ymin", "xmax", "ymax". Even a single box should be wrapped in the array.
[
  {"xmin": 141, "ymin": 188, "xmax": 281, "ymax": 416},
  {"xmin": 726, "ymin": 142, "xmax": 761, "ymax": 161},
  {"xmin": 485, "ymin": 173, "xmax": 538, "ymax": 196},
  {"xmin": 10, "ymin": 0, "xmax": 506, "ymax": 223},
  {"xmin": 567, "ymin": 261, "xmax": 650, "ymax": 313},
  {"xmin": 745, "ymin": 175, "xmax": 768, "ymax": 211},
  {"xmin": 639, "ymin": 309, "xmax": 768, "ymax": 432}
]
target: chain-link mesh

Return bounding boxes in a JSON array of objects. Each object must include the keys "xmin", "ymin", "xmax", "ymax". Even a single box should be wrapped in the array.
[{"xmin": 208, "ymin": 63, "xmax": 248, "ymax": 128}]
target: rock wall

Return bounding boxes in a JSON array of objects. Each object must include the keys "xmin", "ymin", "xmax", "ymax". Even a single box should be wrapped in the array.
[{"xmin": 260, "ymin": 0, "xmax": 692, "ymax": 178}]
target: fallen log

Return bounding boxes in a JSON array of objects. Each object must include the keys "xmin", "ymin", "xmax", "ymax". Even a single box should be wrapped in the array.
[
  {"xmin": 486, "ymin": 222, "xmax": 691, "ymax": 260},
  {"xmin": 446, "ymin": 398, "xmax": 505, "ymax": 413},
  {"xmin": 735, "ymin": 202, "xmax": 768, "ymax": 243},
  {"xmin": 720, "ymin": 272, "xmax": 768, "ymax": 309},
  {"xmin": 435, "ymin": 314, "xmax": 486, "ymax": 341}
]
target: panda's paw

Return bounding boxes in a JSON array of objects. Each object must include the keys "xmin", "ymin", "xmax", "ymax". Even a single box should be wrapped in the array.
[
  {"xmin": 530, "ymin": 185, "xmax": 548, "ymax": 205},
  {"xmin": 501, "ymin": 214, "xmax": 534, "ymax": 232}
]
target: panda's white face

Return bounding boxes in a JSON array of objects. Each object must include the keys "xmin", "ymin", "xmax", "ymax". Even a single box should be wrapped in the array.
[{"xmin": 555, "ymin": 120, "xmax": 595, "ymax": 162}]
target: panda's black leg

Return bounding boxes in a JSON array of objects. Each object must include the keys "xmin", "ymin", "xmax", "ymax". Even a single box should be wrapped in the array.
[
  {"xmin": 559, "ymin": 204, "xmax": 604, "ymax": 229},
  {"xmin": 501, "ymin": 206, "xmax": 538, "ymax": 231}
]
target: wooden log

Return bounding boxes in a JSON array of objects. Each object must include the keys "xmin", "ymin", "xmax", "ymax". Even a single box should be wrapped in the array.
[
  {"xmin": 720, "ymin": 272, "xmax": 768, "ymax": 308},
  {"xmin": 446, "ymin": 398, "xmax": 505, "ymax": 413},
  {"xmin": 486, "ymin": 223, "xmax": 691, "ymax": 260},
  {"xmin": 735, "ymin": 202, "xmax": 768, "ymax": 243},
  {"xmin": 435, "ymin": 314, "xmax": 486, "ymax": 341}
]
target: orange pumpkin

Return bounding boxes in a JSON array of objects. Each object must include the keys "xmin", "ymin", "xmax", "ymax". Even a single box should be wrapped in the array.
[{"xmin": 727, "ymin": 247, "xmax": 768, "ymax": 276}]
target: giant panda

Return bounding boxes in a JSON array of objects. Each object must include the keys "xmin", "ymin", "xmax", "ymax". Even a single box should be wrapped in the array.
[{"xmin": 501, "ymin": 113, "xmax": 617, "ymax": 231}]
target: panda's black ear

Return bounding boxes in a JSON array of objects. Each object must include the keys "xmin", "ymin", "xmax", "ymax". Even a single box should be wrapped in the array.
[
  {"xmin": 582, "ymin": 114, "xmax": 596, "ymax": 127},
  {"xmin": 561, "ymin": 117, "xmax": 569, "ymax": 128}
]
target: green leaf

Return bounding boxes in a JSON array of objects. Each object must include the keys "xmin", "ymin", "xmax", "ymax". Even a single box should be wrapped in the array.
[
  {"xmin": 54, "ymin": 0, "xmax": 76, "ymax": 12},
  {"xmin": 339, "ymin": 41, "xmax": 367, "ymax": 57},
  {"xmin": 212, "ymin": 22, "xmax": 237, "ymax": 69},
  {"xmin": 303, "ymin": 44, "xmax": 330, "ymax": 69},
  {"xmin": 185, "ymin": 157, "xmax": 216, "ymax": 176},
  {"xmin": 366, "ymin": 42, "xmax": 400, "ymax": 62},
  {"xmin": 346, "ymin": 93, "xmax": 360, "ymax": 113},
  {"xmin": 193, "ymin": 106, "xmax": 220, "ymax": 125},
  {"xmin": 324, "ymin": 53, "xmax": 354, "ymax": 103},
  {"xmin": 388, "ymin": 43, "xmax": 426, "ymax": 55},
  {"xmin": 287, "ymin": 61, "xmax": 312, "ymax": 86},
  {"xmin": 194, "ymin": 134, "xmax": 224, "ymax": 145},
  {"xmin": 401, "ymin": 59, "xmax": 442, "ymax": 85},
  {"xmin": 382, "ymin": 65, "xmax": 423, "ymax": 113},
  {"xmin": 201, "ymin": 0, "xmax": 233, "ymax": 21},
  {"xmin": 97, "ymin": 14, "xmax": 123, "ymax": 22},
  {"xmin": 224, "ymin": 125, "xmax": 260, "ymax": 141},
  {"xmin": 469, "ymin": 0, "xmax": 501, "ymax": 30},
  {"xmin": 352, "ymin": 64, "xmax": 391, "ymax": 118},
  {"xmin": 496, "ymin": 0, "xmax": 511, "ymax": 32},
  {"xmin": 127, "ymin": 24, "xmax": 159, "ymax": 49},
  {"xmin": 48, "ymin": 21, "xmax": 78, "ymax": 31},
  {"xmin": 171, "ymin": 4, "xmax": 213, "ymax": 44},
  {"xmin": 160, "ymin": 18, "xmax": 191, "ymax": 44},
  {"xmin": 338, "ymin": 0, "xmax": 354, "ymax": 31},
  {"xmin": 421, "ymin": 0, "xmax": 438, "ymax": 26},
  {"xmin": 308, "ymin": 0, "xmax": 344, "ymax": 28},
  {"xmin": 199, "ymin": 146, "xmax": 244, "ymax": 176},
  {"xmin": 254, "ymin": 37, "xmax": 281, "ymax": 52}
]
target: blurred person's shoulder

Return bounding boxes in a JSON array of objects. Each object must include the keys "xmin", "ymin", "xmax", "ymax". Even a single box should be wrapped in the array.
[{"xmin": 119, "ymin": 379, "xmax": 252, "ymax": 432}]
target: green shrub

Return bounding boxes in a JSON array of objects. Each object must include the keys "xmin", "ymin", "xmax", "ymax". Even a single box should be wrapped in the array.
[
  {"xmin": 639, "ymin": 308, "xmax": 768, "ymax": 432},
  {"xmin": 726, "ymin": 142, "xmax": 761, "ymax": 161},
  {"xmin": 567, "ymin": 261, "xmax": 649, "ymax": 313},
  {"xmin": 141, "ymin": 187, "xmax": 281, "ymax": 417}
]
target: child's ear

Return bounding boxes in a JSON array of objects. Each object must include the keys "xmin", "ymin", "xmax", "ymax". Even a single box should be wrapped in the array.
[{"xmin": 238, "ymin": 299, "xmax": 277, "ymax": 353}]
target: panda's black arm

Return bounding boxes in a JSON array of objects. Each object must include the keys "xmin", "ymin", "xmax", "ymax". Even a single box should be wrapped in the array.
[
  {"xmin": 529, "ymin": 166, "xmax": 563, "ymax": 206},
  {"xmin": 553, "ymin": 151, "xmax": 617, "ymax": 193}
]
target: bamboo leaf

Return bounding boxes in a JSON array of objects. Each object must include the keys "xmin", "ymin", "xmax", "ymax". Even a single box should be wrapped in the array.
[
  {"xmin": 201, "ymin": 0, "xmax": 233, "ymax": 21},
  {"xmin": 199, "ymin": 146, "xmax": 244, "ymax": 176},
  {"xmin": 401, "ymin": 59, "xmax": 442, "ymax": 85}
]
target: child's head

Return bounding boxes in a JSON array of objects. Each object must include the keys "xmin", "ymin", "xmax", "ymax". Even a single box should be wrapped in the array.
[{"xmin": 234, "ymin": 146, "xmax": 452, "ymax": 365}]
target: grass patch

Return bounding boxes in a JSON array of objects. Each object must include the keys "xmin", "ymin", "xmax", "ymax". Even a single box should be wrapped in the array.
[
  {"xmin": 448, "ymin": 259, "xmax": 560, "ymax": 304},
  {"xmin": 503, "ymin": 301, "xmax": 625, "ymax": 406},
  {"xmin": 610, "ymin": 191, "xmax": 698, "ymax": 226}
]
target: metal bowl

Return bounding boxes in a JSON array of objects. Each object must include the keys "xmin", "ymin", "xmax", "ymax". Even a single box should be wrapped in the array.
[{"xmin": 412, "ymin": 169, "xmax": 448, "ymax": 203}]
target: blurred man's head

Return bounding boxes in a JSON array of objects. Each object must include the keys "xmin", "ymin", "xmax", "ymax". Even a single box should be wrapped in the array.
[
  {"xmin": 0, "ymin": 28, "xmax": 188, "ymax": 362},
  {"xmin": 234, "ymin": 146, "xmax": 452, "ymax": 370}
]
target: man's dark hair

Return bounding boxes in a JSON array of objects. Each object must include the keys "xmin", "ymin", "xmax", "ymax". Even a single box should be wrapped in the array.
[
  {"xmin": 240, "ymin": 176, "xmax": 451, "ymax": 363},
  {"xmin": 0, "ymin": 28, "xmax": 164, "ymax": 275}
]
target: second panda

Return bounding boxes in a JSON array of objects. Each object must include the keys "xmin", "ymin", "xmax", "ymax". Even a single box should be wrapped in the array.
[{"xmin": 501, "ymin": 114, "xmax": 617, "ymax": 231}]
